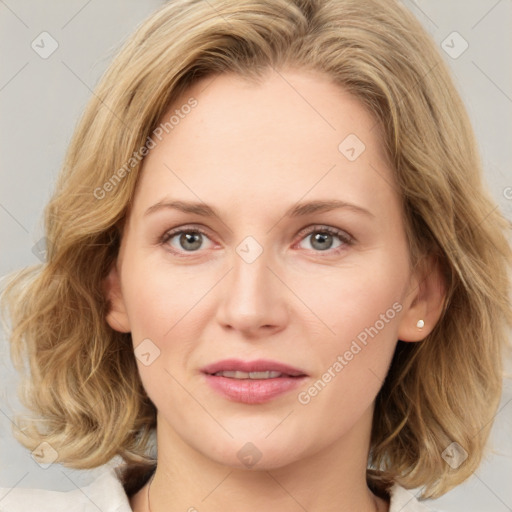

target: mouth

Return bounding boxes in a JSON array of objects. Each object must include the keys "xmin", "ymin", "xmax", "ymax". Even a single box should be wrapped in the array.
[
  {"xmin": 211, "ymin": 370, "xmax": 292, "ymax": 379},
  {"xmin": 201, "ymin": 359, "xmax": 308, "ymax": 378},
  {"xmin": 201, "ymin": 359, "xmax": 308, "ymax": 404}
]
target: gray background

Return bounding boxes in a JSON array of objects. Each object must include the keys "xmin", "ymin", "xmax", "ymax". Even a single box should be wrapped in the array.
[{"xmin": 0, "ymin": 1, "xmax": 511, "ymax": 510}]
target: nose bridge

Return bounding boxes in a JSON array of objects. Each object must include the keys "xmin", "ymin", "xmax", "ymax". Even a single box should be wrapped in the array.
[
  {"xmin": 231, "ymin": 236, "xmax": 275, "ymax": 310},
  {"xmin": 217, "ymin": 234, "xmax": 287, "ymax": 333}
]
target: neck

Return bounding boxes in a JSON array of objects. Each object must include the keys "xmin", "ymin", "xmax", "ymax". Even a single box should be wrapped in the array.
[{"xmin": 136, "ymin": 405, "xmax": 388, "ymax": 512}]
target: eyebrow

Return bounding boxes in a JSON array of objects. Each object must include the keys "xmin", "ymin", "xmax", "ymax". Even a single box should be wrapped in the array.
[{"xmin": 144, "ymin": 199, "xmax": 374, "ymax": 219}]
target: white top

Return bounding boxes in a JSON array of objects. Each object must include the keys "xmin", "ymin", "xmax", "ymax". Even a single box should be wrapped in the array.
[{"xmin": 0, "ymin": 467, "xmax": 441, "ymax": 511}]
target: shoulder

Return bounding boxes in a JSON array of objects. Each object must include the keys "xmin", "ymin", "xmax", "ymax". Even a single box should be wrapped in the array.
[
  {"xmin": 389, "ymin": 483, "xmax": 445, "ymax": 512},
  {"xmin": 0, "ymin": 467, "xmax": 132, "ymax": 512}
]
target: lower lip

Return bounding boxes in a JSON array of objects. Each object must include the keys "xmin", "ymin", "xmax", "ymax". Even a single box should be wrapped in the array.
[{"xmin": 204, "ymin": 374, "xmax": 306, "ymax": 404}]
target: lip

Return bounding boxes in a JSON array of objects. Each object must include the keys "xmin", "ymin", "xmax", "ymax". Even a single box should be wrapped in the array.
[
  {"xmin": 201, "ymin": 358, "xmax": 307, "ymax": 377},
  {"xmin": 201, "ymin": 358, "xmax": 308, "ymax": 405}
]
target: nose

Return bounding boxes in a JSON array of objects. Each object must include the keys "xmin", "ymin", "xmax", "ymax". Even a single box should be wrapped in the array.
[{"xmin": 215, "ymin": 243, "xmax": 289, "ymax": 338}]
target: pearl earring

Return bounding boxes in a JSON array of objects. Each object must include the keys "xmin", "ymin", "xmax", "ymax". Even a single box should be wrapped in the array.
[{"xmin": 416, "ymin": 319, "xmax": 425, "ymax": 329}]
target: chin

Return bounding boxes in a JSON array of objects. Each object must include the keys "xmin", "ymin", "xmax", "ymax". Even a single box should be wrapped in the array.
[{"xmin": 197, "ymin": 435, "xmax": 310, "ymax": 471}]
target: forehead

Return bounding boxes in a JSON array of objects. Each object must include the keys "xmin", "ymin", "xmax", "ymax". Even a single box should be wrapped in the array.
[{"xmin": 133, "ymin": 69, "xmax": 397, "ymax": 220}]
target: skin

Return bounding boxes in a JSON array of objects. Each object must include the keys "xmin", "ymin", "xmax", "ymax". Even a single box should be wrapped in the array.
[{"xmin": 105, "ymin": 69, "xmax": 445, "ymax": 512}]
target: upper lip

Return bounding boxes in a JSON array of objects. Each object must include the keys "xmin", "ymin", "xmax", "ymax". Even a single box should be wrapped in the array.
[{"xmin": 201, "ymin": 359, "xmax": 308, "ymax": 377}]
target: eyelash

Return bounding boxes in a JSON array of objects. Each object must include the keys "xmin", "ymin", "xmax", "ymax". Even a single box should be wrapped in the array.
[{"xmin": 159, "ymin": 224, "xmax": 354, "ymax": 258}]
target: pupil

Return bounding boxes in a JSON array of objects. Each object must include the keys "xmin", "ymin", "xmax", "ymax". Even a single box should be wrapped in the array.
[
  {"xmin": 180, "ymin": 232, "xmax": 202, "ymax": 251},
  {"xmin": 312, "ymin": 232, "xmax": 332, "ymax": 251}
]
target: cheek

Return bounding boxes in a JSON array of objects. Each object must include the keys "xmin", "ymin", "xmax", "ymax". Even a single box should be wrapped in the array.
[
  {"xmin": 298, "ymin": 258, "xmax": 405, "ymax": 350},
  {"xmin": 121, "ymin": 261, "xmax": 200, "ymax": 414},
  {"xmin": 121, "ymin": 252, "xmax": 212, "ymax": 341},
  {"xmin": 292, "ymin": 278, "xmax": 402, "ymax": 444},
  {"xmin": 119, "ymin": 253, "xmax": 217, "ymax": 392},
  {"xmin": 295, "ymin": 256, "xmax": 405, "ymax": 402}
]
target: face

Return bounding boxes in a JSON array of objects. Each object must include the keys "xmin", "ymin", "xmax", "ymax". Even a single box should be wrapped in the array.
[{"xmin": 106, "ymin": 69, "xmax": 430, "ymax": 470}]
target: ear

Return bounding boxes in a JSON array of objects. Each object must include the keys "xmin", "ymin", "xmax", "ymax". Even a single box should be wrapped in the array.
[
  {"xmin": 103, "ymin": 262, "xmax": 131, "ymax": 333},
  {"xmin": 398, "ymin": 256, "xmax": 446, "ymax": 342}
]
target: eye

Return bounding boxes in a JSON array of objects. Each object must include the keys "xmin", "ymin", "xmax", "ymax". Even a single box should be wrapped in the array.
[
  {"xmin": 160, "ymin": 224, "xmax": 353, "ymax": 257},
  {"xmin": 296, "ymin": 225, "xmax": 353, "ymax": 253},
  {"xmin": 161, "ymin": 227, "xmax": 214, "ymax": 254}
]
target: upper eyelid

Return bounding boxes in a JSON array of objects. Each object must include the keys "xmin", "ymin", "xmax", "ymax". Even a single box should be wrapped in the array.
[
  {"xmin": 161, "ymin": 224, "xmax": 353, "ymax": 247},
  {"xmin": 296, "ymin": 224, "xmax": 352, "ymax": 240},
  {"xmin": 161, "ymin": 224, "xmax": 214, "ymax": 241}
]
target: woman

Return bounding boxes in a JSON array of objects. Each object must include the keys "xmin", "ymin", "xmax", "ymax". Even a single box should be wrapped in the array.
[{"xmin": 1, "ymin": 0, "xmax": 510, "ymax": 511}]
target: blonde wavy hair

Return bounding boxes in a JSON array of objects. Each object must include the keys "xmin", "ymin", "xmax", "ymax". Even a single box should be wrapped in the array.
[{"xmin": 2, "ymin": 0, "xmax": 511, "ymax": 501}]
